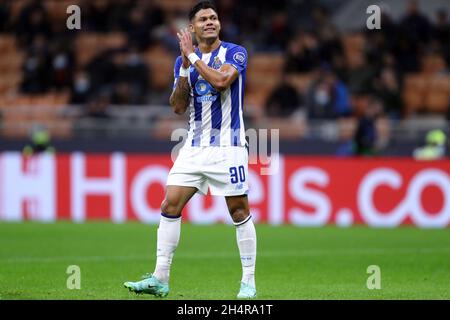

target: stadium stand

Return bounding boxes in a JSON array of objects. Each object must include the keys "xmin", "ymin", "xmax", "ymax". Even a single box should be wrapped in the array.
[{"xmin": 0, "ymin": 0, "xmax": 448, "ymax": 156}]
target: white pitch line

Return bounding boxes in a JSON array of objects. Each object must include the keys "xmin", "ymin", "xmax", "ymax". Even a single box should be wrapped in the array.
[{"xmin": 1, "ymin": 247, "xmax": 449, "ymax": 264}]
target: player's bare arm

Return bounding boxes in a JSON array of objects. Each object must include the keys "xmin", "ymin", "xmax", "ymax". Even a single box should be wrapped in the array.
[
  {"xmin": 169, "ymin": 75, "xmax": 190, "ymax": 115},
  {"xmin": 193, "ymin": 59, "xmax": 238, "ymax": 92},
  {"xmin": 169, "ymin": 53, "xmax": 190, "ymax": 115},
  {"xmin": 177, "ymin": 28, "xmax": 239, "ymax": 92}
]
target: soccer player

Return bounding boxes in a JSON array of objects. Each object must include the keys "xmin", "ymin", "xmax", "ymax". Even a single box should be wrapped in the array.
[{"xmin": 124, "ymin": 1, "xmax": 257, "ymax": 299}]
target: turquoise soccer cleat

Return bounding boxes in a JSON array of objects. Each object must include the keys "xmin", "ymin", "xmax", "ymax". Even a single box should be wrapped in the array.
[
  {"xmin": 237, "ymin": 282, "xmax": 257, "ymax": 299},
  {"xmin": 123, "ymin": 273, "xmax": 169, "ymax": 297}
]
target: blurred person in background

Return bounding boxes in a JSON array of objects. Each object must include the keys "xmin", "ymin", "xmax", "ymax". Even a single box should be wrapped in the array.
[
  {"xmin": 122, "ymin": 4, "xmax": 152, "ymax": 50},
  {"xmin": 433, "ymin": 8, "xmax": 450, "ymax": 66},
  {"xmin": 373, "ymin": 65, "xmax": 402, "ymax": 120},
  {"xmin": 413, "ymin": 129, "xmax": 447, "ymax": 160},
  {"xmin": 284, "ymin": 32, "xmax": 320, "ymax": 73},
  {"xmin": 0, "ymin": 1, "xmax": 11, "ymax": 32},
  {"xmin": 15, "ymin": 0, "xmax": 52, "ymax": 46},
  {"xmin": 22, "ymin": 127, "xmax": 55, "ymax": 157},
  {"xmin": 85, "ymin": 90, "xmax": 111, "ymax": 119},
  {"xmin": 352, "ymin": 95, "xmax": 383, "ymax": 156},
  {"xmin": 70, "ymin": 70, "xmax": 92, "ymax": 104},
  {"xmin": 393, "ymin": 0, "xmax": 431, "ymax": 74},
  {"xmin": 265, "ymin": 73, "xmax": 301, "ymax": 118},
  {"xmin": 400, "ymin": 0, "xmax": 432, "ymax": 46},
  {"xmin": 111, "ymin": 47, "xmax": 150, "ymax": 105},
  {"xmin": 83, "ymin": 0, "xmax": 114, "ymax": 32},
  {"xmin": 306, "ymin": 64, "xmax": 351, "ymax": 119},
  {"xmin": 50, "ymin": 42, "xmax": 75, "ymax": 90},
  {"xmin": 263, "ymin": 9, "xmax": 292, "ymax": 52},
  {"xmin": 20, "ymin": 35, "xmax": 52, "ymax": 94},
  {"xmin": 346, "ymin": 53, "xmax": 376, "ymax": 97}
]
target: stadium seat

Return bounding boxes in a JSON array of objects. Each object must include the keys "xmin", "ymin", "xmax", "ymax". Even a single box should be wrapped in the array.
[
  {"xmin": 0, "ymin": 35, "xmax": 16, "ymax": 52},
  {"xmin": 0, "ymin": 38, "xmax": 23, "ymax": 94},
  {"xmin": 75, "ymin": 33, "xmax": 127, "ymax": 67},
  {"xmin": 1, "ymin": 92, "xmax": 73, "ymax": 138},
  {"xmin": 424, "ymin": 76, "xmax": 450, "ymax": 114},
  {"xmin": 402, "ymin": 74, "xmax": 430, "ymax": 115},
  {"xmin": 144, "ymin": 46, "xmax": 175, "ymax": 91},
  {"xmin": 421, "ymin": 54, "xmax": 447, "ymax": 75},
  {"xmin": 245, "ymin": 53, "xmax": 284, "ymax": 109},
  {"xmin": 264, "ymin": 117, "xmax": 308, "ymax": 139}
]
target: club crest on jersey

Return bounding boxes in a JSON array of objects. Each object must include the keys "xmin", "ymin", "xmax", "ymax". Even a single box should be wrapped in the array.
[{"xmin": 212, "ymin": 56, "xmax": 222, "ymax": 69}]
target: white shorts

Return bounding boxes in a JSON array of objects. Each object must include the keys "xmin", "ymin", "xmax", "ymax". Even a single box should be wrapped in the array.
[{"xmin": 166, "ymin": 145, "xmax": 249, "ymax": 196}]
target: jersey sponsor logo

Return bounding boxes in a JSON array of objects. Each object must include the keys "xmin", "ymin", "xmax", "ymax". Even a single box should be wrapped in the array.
[
  {"xmin": 196, "ymin": 95, "xmax": 218, "ymax": 102},
  {"xmin": 195, "ymin": 79, "xmax": 215, "ymax": 95},
  {"xmin": 194, "ymin": 79, "xmax": 218, "ymax": 102},
  {"xmin": 233, "ymin": 52, "xmax": 245, "ymax": 65}
]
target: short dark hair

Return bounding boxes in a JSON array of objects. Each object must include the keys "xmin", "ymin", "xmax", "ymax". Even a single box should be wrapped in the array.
[{"xmin": 188, "ymin": 1, "xmax": 218, "ymax": 21}]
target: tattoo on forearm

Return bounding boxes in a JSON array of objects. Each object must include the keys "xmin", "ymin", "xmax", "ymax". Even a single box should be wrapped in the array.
[{"xmin": 170, "ymin": 77, "xmax": 190, "ymax": 110}]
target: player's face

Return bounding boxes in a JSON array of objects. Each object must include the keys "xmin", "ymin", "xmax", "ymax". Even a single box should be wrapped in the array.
[{"xmin": 190, "ymin": 8, "xmax": 221, "ymax": 41}]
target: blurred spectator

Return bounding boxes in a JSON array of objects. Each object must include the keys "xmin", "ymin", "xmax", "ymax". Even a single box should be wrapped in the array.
[
  {"xmin": 20, "ymin": 36, "xmax": 52, "ymax": 94},
  {"xmin": 393, "ymin": 32, "xmax": 420, "ymax": 74},
  {"xmin": 373, "ymin": 67, "xmax": 402, "ymax": 119},
  {"xmin": 123, "ymin": 5, "xmax": 151, "ymax": 50},
  {"xmin": 364, "ymin": 5, "xmax": 399, "ymax": 58},
  {"xmin": 400, "ymin": 0, "xmax": 432, "ymax": 45},
  {"xmin": 83, "ymin": 0, "xmax": 115, "ymax": 32},
  {"xmin": 284, "ymin": 32, "xmax": 320, "ymax": 73},
  {"xmin": 434, "ymin": 9, "xmax": 450, "ymax": 45},
  {"xmin": 70, "ymin": 70, "xmax": 92, "ymax": 104},
  {"xmin": 22, "ymin": 127, "xmax": 55, "ymax": 157},
  {"xmin": 146, "ymin": 2, "xmax": 166, "ymax": 31},
  {"xmin": 306, "ymin": 66, "xmax": 351, "ymax": 119},
  {"xmin": 390, "ymin": 1, "xmax": 434, "ymax": 74},
  {"xmin": 112, "ymin": 48, "xmax": 150, "ymax": 105},
  {"xmin": 347, "ymin": 54, "xmax": 376, "ymax": 95},
  {"xmin": 353, "ymin": 96, "xmax": 383, "ymax": 156},
  {"xmin": 311, "ymin": 5, "xmax": 335, "ymax": 41},
  {"xmin": 433, "ymin": 8, "xmax": 450, "ymax": 65},
  {"xmin": 0, "ymin": 1, "xmax": 11, "ymax": 32},
  {"xmin": 85, "ymin": 50, "xmax": 117, "ymax": 95},
  {"xmin": 109, "ymin": 0, "xmax": 136, "ymax": 31},
  {"xmin": 155, "ymin": 11, "xmax": 188, "ymax": 54},
  {"xmin": 317, "ymin": 27, "xmax": 343, "ymax": 67},
  {"xmin": 15, "ymin": 0, "xmax": 52, "ymax": 46},
  {"xmin": 85, "ymin": 91, "xmax": 111, "ymax": 119},
  {"xmin": 232, "ymin": 0, "xmax": 263, "ymax": 49},
  {"xmin": 413, "ymin": 129, "xmax": 447, "ymax": 160},
  {"xmin": 264, "ymin": 10, "xmax": 292, "ymax": 51},
  {"xmin": 216, "ymin": 0, "xmax": 240, "ymax": 43},
  {"xmin": 50, "ymin": 43, "xmax": 75, "ymax": 90},
  {"xmin": 265, "ymin": 74, "xmax": 301, "ymax": 117}
]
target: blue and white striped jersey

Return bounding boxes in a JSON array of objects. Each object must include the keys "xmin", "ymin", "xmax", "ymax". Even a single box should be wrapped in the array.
[{"xmin": 173, "ymin": 41, "xmax": 247, "ymax": 147}]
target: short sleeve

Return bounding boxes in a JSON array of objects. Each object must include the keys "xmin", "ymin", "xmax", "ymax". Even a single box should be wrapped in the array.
[
  {"xmin": 224, "ymin": 45, "xmax": 248, "ymax": 75},
  {"xmin": 172, "ymin": 56, "xmax": 183, "ymax": 89}
]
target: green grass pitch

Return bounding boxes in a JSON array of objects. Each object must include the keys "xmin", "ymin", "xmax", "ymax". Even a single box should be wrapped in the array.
[{"xmin": 0, "ymin": 222, "xmax": 449, "ymax": 300}]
